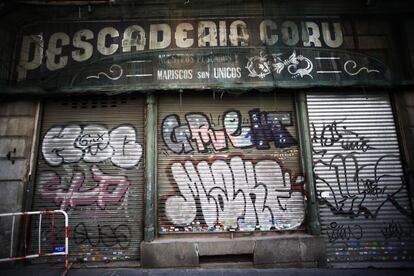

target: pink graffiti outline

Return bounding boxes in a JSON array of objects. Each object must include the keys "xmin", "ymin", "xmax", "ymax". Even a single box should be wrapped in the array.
[{"xmin": 41, "ymin": 165, "xmax": 130, "ymax": 210}]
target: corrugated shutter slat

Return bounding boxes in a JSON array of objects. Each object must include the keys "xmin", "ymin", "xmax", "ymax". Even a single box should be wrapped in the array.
[
  {"xmin": 30, "ymin": 95, "xmax": 145, "ymax": 262},
  {"xmin": 307, "ymin": 93, "xmax": 414, "ymax": 267},
  {"xmin": 157, "ymin": 93, "xmax": 305, "ymax": 234}
]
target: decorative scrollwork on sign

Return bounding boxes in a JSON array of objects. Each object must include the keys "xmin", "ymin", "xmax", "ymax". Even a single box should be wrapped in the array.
[
  {"xmin": 344, "ymin": 60, "xmax": 379, "ymax": 76},
  {"xmin": 86, "ymin": 64, "xmax": 123, "ymax": 80},
  {"xmin": 285, "ymin": 51, "xmax": 313, "ymax": 79},
  {"xmin": 246, "ymin": 51, "xmax": 313, "ymax": 79},
  {"xmin": 246, "ymin": 51, "xmax": 272, "ymax": 79}
]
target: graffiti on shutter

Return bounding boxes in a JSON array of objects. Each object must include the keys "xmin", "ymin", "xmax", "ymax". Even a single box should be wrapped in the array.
[
  {"xmin": 31, "ymin": 97, "xmax": 145, "ymax": 262},
  {"xmin": 40, "ymin": 124, "xmax": 142, "ymax": 209},
  {"xmin": 158, "ymin": 94, "xmax": 305, "ymax": 233},
  {"xmin": 308, "ymin": 93, "xmax": 414, "ymax": 265}
]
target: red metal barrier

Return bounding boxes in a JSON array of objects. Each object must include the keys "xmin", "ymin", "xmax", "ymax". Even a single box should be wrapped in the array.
[{"xmin": 0, "ymin": 210, "xmax": 69, "ymax": 272}]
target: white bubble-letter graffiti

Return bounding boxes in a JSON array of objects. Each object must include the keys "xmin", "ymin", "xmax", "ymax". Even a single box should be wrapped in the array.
[
  {"xmin": 42, "ymin": 125, "xmax": 83, "ymax": 166},
  {"xmin": 42, "ymin": 124, "xmax": 142, "ymax": 168},
  {"xmin": 165, "ymin": 156, "xmax": 304, "ymax": 229},
  {"xmin": 110, "ymin": 125, "xmax": 143, "ymax": 168}
]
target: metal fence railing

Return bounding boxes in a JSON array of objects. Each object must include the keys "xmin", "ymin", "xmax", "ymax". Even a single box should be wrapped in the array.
[{"xmin": 0, "ymin": 210, "xmax": 69, "ymax": 272}]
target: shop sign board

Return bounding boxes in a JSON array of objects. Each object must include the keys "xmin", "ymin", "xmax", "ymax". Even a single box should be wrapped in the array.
[{"xmin": 16, "ymin": 18, "xmax": 390, "ymax": 91}]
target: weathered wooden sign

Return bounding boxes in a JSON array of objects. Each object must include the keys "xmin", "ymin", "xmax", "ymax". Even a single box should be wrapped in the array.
[{"xmin": 16, "ymin": 18, "xmax": 390, "ymax": 91}]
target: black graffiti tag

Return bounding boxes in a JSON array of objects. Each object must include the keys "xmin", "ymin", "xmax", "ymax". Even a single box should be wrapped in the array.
[
  {"xmin": 327, "ymin": 222, "xmax": 363, "ymax": 243},
  {"xmin": 312, "ymin": 121, "xmax": 374, "ymax": 155},
  {"xmin": 316, "ymin": 154, "xmax": 404, "ymax": 219},
  {"xmin": 381, "ymin": 220, "xmax": 403, "ymax": 240},
  {"xmin": 359, "ymin": 178, "xmax": 386, "ymax": 198},
  {"xmin": 74, "ymin": 223, "xmax": 131, "ymax": 249},
  {"xmin": 340, "ymin": 126, "xmax": 373, "ymax": 152},
  {"xmin": 312, "ymin": 121, "xmax": 342, "ymax": 147}
]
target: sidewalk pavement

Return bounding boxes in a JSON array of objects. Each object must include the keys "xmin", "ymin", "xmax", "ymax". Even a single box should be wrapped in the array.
[{"xmin": 2, "ymin": 265, "xmax": 414, "ymax": 276}]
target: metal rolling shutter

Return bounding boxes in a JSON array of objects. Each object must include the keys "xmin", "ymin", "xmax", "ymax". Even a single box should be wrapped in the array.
[
  {"xmin": 307, "ymin": 93, "xmax": 414, "ymax": 267},
  {"xmin": 157, "ymin": 92, "xmax": 305, "ymax": 234},
  {"xmin": 30, "ymin": 95, "xmax": 145, "ymax": 262}
]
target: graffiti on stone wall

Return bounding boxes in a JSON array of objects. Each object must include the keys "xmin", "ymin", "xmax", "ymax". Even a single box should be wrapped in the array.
[
  {"xmin": 163, "ymin": 156, "xmax": 304, "ymax": 232},
  {"xmin": 42, "ymin": 124, "xmax": 142, "ymax": 169},
  {"xmin": 161, "ymin": 109, "xmax": 296, "ymax": 154}
]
